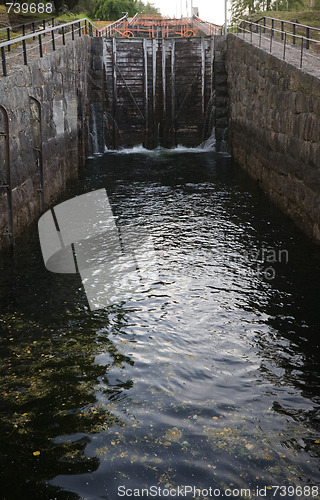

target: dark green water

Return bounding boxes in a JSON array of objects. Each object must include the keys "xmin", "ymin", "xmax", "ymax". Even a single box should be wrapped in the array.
[{"xmin": 0, "ymin": 148, "xmax": 320, "ymax": 499}]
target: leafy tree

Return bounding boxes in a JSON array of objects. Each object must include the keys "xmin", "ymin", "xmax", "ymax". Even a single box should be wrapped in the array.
[{"xmin": 94, "ymin": 0, "xmax": 159, "ymax": 21}]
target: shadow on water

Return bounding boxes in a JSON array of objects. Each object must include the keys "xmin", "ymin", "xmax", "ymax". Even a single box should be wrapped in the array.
[{"xmin": 0, "ymin": 149, "xmax": 320, "ymax": 498}]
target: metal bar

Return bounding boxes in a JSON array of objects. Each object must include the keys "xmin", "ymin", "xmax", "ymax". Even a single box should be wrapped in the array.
[
  {"xmin": 259, "ymin": 24, "xmax": 262, "ymax": 47},
  {"xmin": 0, "ymin": 18, "xmax": 95, "ymax": 49},
  {"xmin": 32, "ymin": 21, "xmax": 35, "ymax": 40},
  {"xmin": 22, "ymin": 25, "xmax": 27, "ymax": 65},
  {"xmin": 281, "ymin": 21, "xmax": 284, "ymax": 40},
  {"xmin": 52, "ymin": 27, "xmax": 55, "ymax": 50},
  {"xmin": 62, "ymin": 26, "xmax": 65, "ymax": 45},
  {"xmin": 293, "ymin": 23, "xmax": 296, "ymax": 45},
  {"xmin": 72, "ymin": 23, "xmax": 74, "ymax": 40},
  {"xmin": 283, "ymin": 31, "xmax": 286, "ymax": 60},
  {"xmin": 79, "ymin": 21, "xmax": 82, "ymax": 37},
  {"xmin": 300, "ymin": 37, "xmax": 304, "ymax": 68},
  {"xmin": 0, "ymin": 15, "xmax": 71, "ymax": 33},
  {"xmin": 306, "ymin": 27, "xmax": 309, "ymax": 49},
  {"xmin": 1, "ymin": 46, "xmax": 6, "ymax": 76},
  {"xmin": 39, "ymin": 34, "xmax": 43, "ymax": 58},
  {"xmin": 7, "ymin": 28, "xmax": 10, "ymax": 52}
]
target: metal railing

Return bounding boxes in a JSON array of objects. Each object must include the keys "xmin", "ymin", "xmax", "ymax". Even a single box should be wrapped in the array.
[
  {"xmin": 233, "ymin": 18, "xmax": 320, "ymax": 69},
  {"xmin": 253, "ymin": 16, "xmax": 320, "ymax": 50},
  {"xmin": 0, "ymin": 13, "xmax": 225, "ymax": 76},
  {"xmin": 99, "ymin": 14, "xmax": 128, "ymax": 37},
  {"xmin": 193, "ymin": 15, "xmax": 223, "ymax": 36},
  {"xmin": 100, "ymin": 14, "xmax": 223, "ymax": 38},
  {"xmin": 0, "ymin": 17, "xmax": 100, "ymax": 76},
  {"xmin": 0, "ymin": 16, "xmax": 56, "ymax": 49}
]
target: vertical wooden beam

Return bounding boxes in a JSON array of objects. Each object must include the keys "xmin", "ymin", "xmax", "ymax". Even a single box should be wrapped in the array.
[
  {"xmin": 152, "ymin": 38, "xmax": 157, "ymax": 148},
  {"xmin": 210, "ymin": 36, "xmax": 214, "ymax": 94},
  {"xmin": 162, "ymin": 39, "xmax": 166, "ymax": 115},
  {"xmin": 162, "ymin": 39, "xmax": 166, "ymax": 146},
  {"xmin": 112, "ymin": 37, "xmax": 117, "ymax": 149},
  {"xmin": 143, "ymin": 38, "xmax": 148, "ymax": 147},
  {"xmin": 201, "ymin": 37, "xmax": 205, "ymax": 119},
  {"xmin": 171, "ymin": 39, "xmax": 176, "ymax": 146}
]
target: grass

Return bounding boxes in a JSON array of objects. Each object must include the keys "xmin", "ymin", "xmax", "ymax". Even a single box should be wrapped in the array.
[
  {"xmin": 0, "ymin": 4, "xmax": 98, "ymax": 43},
  {"xmin": 240, "ymin": 9, "xmax": 320, "ymax": 52},
  {"xmin": 251, "ymin": 9, "xmax": 320, "ymax": 29},
  {"xmin": 0, "ymin": 4, "xmax": 93, "ymax": 30}
]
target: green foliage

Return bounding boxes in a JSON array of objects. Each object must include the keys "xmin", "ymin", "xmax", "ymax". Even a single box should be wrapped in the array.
[
  {"xmin": 230, "ymin": 0, "xmax": 313, "ymax": 23},
  {"xmin": 93, "ymin": 0, "xmax": 159, "ymax": 21}
]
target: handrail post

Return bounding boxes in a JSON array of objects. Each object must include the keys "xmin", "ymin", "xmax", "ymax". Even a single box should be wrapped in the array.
[
  {"xmin": 293, "ymin": 23, "xmax": 296, "ymax": 45},
  {"xmin": 263, "ymin": 17, "xmax": 266, "ymax": 33},
  {"xmin": 22, "ymin": 25, "xmax": 27, "ymax": 65},
  {"xmin": 283, "ymin": 31, "xmax": 286, "ymax": 60},
  {"xmin": 79, "ymin": 21, "xmax": 81, "ymax": 36},
  {"xmin": 7, "ymin": 28, "xmax": 10, "ymax": 52},
  {"xmin": 259, "ymin": 24, "xmax": 262, "ymax": 47},
  {"xmin": 39, "ymin": 33, "xmax": 43, "ymax": 58},
  {"xmin": 271, "ymin": 18, "xmax": 274, "ymax": 38},
  {"xmin": 306, "ymin": 27, "xmax": 309, "ymax": 49},
  {"xmin": 52, "ymin": 27, "xmax": 55, "ymax": 50},
  {"xmin": 1, "ymin": 46, "xmax": 7, "ymax": 77},
  {"xmin": 72, "ymin": 23, "xmax": 74, "ymax": 40},
  {"xmin": 43, "ymin": 19, "xmax": 46, "ymax": 36},
  {"xmin": 281, "ymin": 20, "xmax": 284, "ymax": 40},
  {"xmin": 300, "ymin": 37, "xmax": 303, "ymax": 67},
  {"xmin": 32, "ymin": 21, "xmax": 35, "ymax": 40},
  {"xmin": 62, "ymin": 26, "xmax": 65, "ymax": 45}
]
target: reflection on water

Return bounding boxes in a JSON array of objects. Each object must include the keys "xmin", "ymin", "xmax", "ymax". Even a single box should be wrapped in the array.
[{"xmin": 0, "ymin": 149, "xmax": 320, "ymax": 499}]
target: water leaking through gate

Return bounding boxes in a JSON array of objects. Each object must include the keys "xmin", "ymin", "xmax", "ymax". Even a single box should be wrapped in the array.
[{"xmin": 102, "ymin": 36, "xmax": 218, "ymax": 150}]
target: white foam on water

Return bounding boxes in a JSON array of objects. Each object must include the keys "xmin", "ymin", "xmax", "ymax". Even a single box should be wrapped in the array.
[{"xmin": 103, "ymin": 141, "xmax": 217, "ymax": 156}]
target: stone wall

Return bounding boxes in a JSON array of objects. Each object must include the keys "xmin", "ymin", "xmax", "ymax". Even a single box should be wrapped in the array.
[
  {"xmin": 226, "ymin": 34, "xmax": 320, "ymax": 243},
  {"xmin": 0, "ymin": 35, "xmax": 103, "ymax": 250}
]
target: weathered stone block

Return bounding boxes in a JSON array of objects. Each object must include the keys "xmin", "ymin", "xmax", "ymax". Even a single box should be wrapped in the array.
[{"xmin": 227, "ymin": 33, "xmax": 320, "ymax": 244}]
